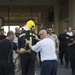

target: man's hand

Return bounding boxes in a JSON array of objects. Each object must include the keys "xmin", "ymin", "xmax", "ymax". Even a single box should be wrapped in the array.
[
  {"xmin": 73, "ymin": 40, "xmax": 75, "ymax": 44},
  {"xmin": 34, "ymin": 34, "xmax": 41, "ymax": 41},
  {"xmin": 25, "ymin": 39, "xmax": 30, "ymax": 44},
  {"xmin": 25, "ymin": 39, "xmax": 33, "ymax": 50},
  {"xmin": 26, "ymin": 50, "xmax": 31, "ymax": 53},
  {"xmin": 55, "ymin": 48, "xmax": 59, "ymax": 54},
  {"xmin": 13, "ymin": 59, "xmax": 17, "ymax": 64},
  {"xmin": 34, "ymin": 35, "xmax": 39, "ymax": 40}
]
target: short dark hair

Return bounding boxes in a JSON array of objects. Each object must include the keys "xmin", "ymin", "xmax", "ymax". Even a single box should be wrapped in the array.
[
  {"xmin": 65, "ymin": 28, "xmax": 68, "ymax": 30},
  {"xmin": 7, "ymin": 31, "xmax": 14, "ymax": 36},
  {"xmin": 0, "ymin": 28, "xmax": 4, "ymax": 31}
]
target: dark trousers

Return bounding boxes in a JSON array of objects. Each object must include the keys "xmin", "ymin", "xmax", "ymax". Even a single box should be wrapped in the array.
[
  {"xmin": 59, "ymin": 48, "xmax": 69, "ymax": 64},
  {"xmin": 20, "ymin": 53, "xmax": 36, "ymax": 75},
  {"xmin": 0, "ymin": 60, "xmax": 14, "ymax": 75},
  {"xmin": 70, "ymin": 54, "xmax": 75, "ymax": 71},
  {"xmin": 40, "ymin": 60, "xmax": 58, "ymax": 75}
]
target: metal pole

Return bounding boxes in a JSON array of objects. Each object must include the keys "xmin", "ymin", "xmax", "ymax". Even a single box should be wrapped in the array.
[{"xmin": 8, "ymin": 6, "xmax": 10, "ymax": 31}]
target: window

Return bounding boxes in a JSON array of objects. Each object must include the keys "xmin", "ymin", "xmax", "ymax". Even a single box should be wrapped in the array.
[{"xmin": 3, "ymin": 26, "xmax": 19, "ymax": 35}]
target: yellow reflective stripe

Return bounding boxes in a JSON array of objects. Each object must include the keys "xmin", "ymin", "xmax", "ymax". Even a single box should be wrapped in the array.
[
  {"xmin": 30, "ymin": 33, "xmax": 32, "ymax": 45},
  {"xmin": 20, "ymin": 48, "xmax": 26, "ymax": 53},
  {"xmin": 19, "ymin": 33, "xmax": 26, "ymax": 38},
  {"xmin": 33, "ymin": 34, "xmax": 35, "ymax": 36},
  {"xmin": 30, "ymin": 33, "xmax": 34, "ymax": 36}
]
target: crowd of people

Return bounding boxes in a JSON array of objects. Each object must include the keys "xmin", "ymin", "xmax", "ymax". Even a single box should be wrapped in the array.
[
  {"xmin": 47, "ymin": 27, "xmax": 75, "ymax": 75},
  {"xmin": 0, "ymin": 20, "xmax": 75, "ymax": 75},
  {"xmin": 58, "ymin": 27, "xmax": 75, "ymax": 75}
]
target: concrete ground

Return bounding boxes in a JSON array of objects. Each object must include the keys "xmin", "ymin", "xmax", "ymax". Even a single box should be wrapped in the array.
[
  {"xmin": 15, "ymin": 61, "xmax": 72, "ymax": 75},
  {"xmin": 35, "ymin": 61, "xmax": 72, "ymax": 75}
]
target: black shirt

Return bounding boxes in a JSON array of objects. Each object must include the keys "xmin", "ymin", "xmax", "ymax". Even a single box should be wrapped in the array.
[
  {"xmin": 58, "ymin": 33, "xmax": 70, "ymax": 49},
  {"xmin": 0, "ymin": 35, "xmax": 6, "ymax": 41},
  {"xmin": 0, "ymin": 39, "xmax": 18, "ymax": 62},
  {"xmin": 68, "ymin": 36, "xmax": 75, "ymax": 54}
]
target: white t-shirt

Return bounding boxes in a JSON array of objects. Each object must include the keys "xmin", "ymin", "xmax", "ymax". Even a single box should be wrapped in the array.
[
  {"xmin": 67, "ymin": 32, "xmax": 73, "ymax": 36},
  {"xmin": 32, "ymin": 38, "xmax": 57, "ymax": 62}
]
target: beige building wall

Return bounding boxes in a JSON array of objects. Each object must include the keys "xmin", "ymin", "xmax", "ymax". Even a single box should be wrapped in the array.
[
  {"xmin": 55, "ymin": 0, "xmax": 75, "ymax": 34},
  {"xmin": 54, "ymin": 0, "xmax": 69, "ymax": 34},
  {"xmin": 58, "ymin": 19, "xmax": 69, "ymax": 34},
  {"xmin": 69, "ymin": 0, "xmax": 75, "ymax": 28},
  {"xmin": 1, "ymin": 0, "xmax": 75, "ymax": 34},
  {"xmin": 54, "ymin": 1, "xmax": 59, "ymax": 34}
]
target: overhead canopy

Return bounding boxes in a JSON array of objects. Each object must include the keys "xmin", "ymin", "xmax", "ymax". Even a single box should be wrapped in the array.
[{"xmin": 0, "ymin": 0, "xmax": 57, "ymax": 6}]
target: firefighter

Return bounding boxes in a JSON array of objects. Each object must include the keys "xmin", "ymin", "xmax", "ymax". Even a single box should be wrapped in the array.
[{"xmin": 18, "ymin": 20, "xmax": 37, "ymax": 75}]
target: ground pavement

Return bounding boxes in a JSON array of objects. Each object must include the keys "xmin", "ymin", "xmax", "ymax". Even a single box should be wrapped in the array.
[
  {"xmin": 35, "ymin": 61, "xmax": 72, "ymax": 75},
  {"xmin": 15, "ymin": 61, "xmax": 72, "ymax": 75}
]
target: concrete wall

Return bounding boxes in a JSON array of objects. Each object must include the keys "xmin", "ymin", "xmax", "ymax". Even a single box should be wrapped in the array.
[
  {"xmin": 54, "ymin": 1, "xmax": 59, "ymax": 34},
  {"xmin": 56, "ymin": 0, "xmax": 75, "ymax": 34},
  {"xmin": 54, "ymin": 0, "xmax": 69, "ymax": 34},
  {"xmin": 69, "ymin": 0, "xmax": 75, "ymax": 28}
]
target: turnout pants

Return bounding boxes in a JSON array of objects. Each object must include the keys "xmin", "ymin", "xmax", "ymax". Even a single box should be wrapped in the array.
[
  {"xmin": 40, "ymin": 60, "xmax": 58, "ymax": 75},
  {"xmin": 20, "ymin": 53, "xmax": 36, "ymax": 75},
  {"xmin": 0, "ymin": 60, "xmax": 14, "ymax": 75}
]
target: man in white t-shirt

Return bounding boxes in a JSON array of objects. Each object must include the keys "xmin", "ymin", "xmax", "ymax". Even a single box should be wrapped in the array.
[
  {"xmin": 26, "ymin": 29, "xmax": 58, "ymax": 75},
  {"xmin": 67, "ymin": 27, "xmax": 73, "ymax": 36}
]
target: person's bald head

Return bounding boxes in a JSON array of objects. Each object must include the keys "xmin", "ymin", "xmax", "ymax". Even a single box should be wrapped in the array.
[
  {"xmin": 39, "ymin": 29, "xmax": 48, "ymax": 39},
  {"xmin": 7, "ymin": 31, "xmax": 15, "ymax": 41}
]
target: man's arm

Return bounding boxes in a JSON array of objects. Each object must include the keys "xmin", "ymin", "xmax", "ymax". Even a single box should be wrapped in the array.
[
  {"xmin": 68, "ymin": 40, "xmax": 75, "ymax": 46},
  {"xmin": 25, "ymin": 39, "xmax": 33, "ymax": 50},
  {"xmin": 55, "ymin": 35, "xmax": 59, "ymax": 53},
  {"xmin": 25, "ymin": 34, "xmax": 41, "ymax": 50},
  {"xmin": 34, "ymin": 34, "xmax": 41, "ymax": 41},
  {"xmin": 13, "ymin": 49, "xmax": 20, "ymax": 64},
  {"xmin": 56, "ymin": 41, "xmax": 59, "ymax": 53},
  {"xmin": 13, "ymin": 49, "xmax": 31, "ymax": 64},
  {"xmin": 25, "ymin": 39, "xmax": 41, "ymax": 53}
]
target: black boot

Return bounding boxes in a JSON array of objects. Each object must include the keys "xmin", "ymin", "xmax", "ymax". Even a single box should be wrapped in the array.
[
  {"xmin": 65, "ymin": 63, "xmax": 69, "ymax": 69},
  {"xmin": 60, "ymin": 60, "xmax": 63, "ymax": 65}
]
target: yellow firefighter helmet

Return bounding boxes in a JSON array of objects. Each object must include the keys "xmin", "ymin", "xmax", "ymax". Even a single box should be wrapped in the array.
[{"xmin": 26, "ymin": 20, "xmax": 36, "ymax": 30}]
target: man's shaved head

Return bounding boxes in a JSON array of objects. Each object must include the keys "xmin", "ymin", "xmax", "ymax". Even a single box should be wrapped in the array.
[
  {"xmin": 39, "ymin": 29, "xmax": 48, "ymax": 39},
  {"xmin": 39, "ymin": 29, "xmax": 47, "ymax": 35}
]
